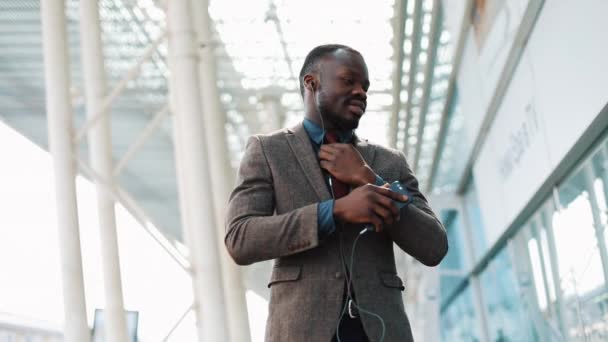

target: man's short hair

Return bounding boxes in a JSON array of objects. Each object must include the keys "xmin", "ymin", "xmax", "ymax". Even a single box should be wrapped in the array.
[{"xmin": 298, "ymin": 44, "xmax": 361, "ymax": 97}]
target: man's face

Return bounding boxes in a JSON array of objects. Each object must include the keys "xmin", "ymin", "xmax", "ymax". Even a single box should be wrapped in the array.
[{"xmin": 315, "ymin": 50, "xmax": 370, "ymax": 131}]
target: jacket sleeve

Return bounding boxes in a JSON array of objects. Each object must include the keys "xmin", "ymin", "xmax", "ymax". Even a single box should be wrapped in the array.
[
  {"xmin": 225, "ymin": 136, "xmax": 320, "ymax": 265},
  {"xmin": 384, "ymin": 151, "xmax": 448, "ymax": 266}
]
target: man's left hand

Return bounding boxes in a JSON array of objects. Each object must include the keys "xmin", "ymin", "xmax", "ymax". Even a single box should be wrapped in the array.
[{"xmin": 319, "ymin": 143, "xmax": 376, "ymax": 187}]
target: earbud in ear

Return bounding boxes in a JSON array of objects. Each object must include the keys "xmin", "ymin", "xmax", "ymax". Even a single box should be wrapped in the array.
[{"xmin": 309, "ymin": 81, "xmax": 316, "ymax": 92}]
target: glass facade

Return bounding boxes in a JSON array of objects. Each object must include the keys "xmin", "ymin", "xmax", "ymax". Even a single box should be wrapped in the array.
[
  {"xmin": 441, "ymin": 286, "xmax": 480, "ymax": 342},
  {"xmin": 479, "ymin": 247, "xmax": 539, "ymax": 341},
  {"xmin": 439, "ymin": 210, "xmax": 467, "ymax": 301},
  {"xmin": 440, "ymin": 134, "xmax": 608, "ymax": 341},
  {"xmin": 463, "ymin": 178, "xmax": 488, "ymax": 261},
  {"xmin": 552, "ymin": 162, "xmax": 608, "ymax": 341},
  {"xmin": 432, "ymin": 89, "xmax": 468, "ymax": 194}
]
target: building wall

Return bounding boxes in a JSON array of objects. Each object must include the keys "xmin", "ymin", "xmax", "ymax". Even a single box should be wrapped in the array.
[
  {"xmin": 448, "ymin": 0, "xmax": 608, "ymax": 248},
  {"xmin": 472, "ymin": 0, "xmax": 608, "ymax": 247},
  {"xmin": 439, "ymin": 0, "xmax": 608, "ymax": 340}
]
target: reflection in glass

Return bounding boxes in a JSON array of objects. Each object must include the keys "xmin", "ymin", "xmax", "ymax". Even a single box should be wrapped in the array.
[
  {"xmin": 432, "ymin": 89, "xmax": 467, "ymax": 193},
  {"xmin": 523, "ymin": 212, "xmax": 564, "ymax": 340},
  {"xmin": 528, "ymin": 235, "xmax": 549, "ymax": 311},
  {"xmin": 439, "ymin": 210, "xmax": 466, "ymax": 302},
  {"xmin": 554, "ymin": 184, "xmax": 603, "ymax": 296},
  {"xmin": 463, "ymin": 178, "xmax": 488, "ymax": 260},
  {"xmin": 440, "ymin": 286, "xmax": 480, "ymax": 342},
  {"xmin": 552, "ymin": 158, "xmax": 608, "ymax": 341},
  {"xmin": 479, "ymin": 247, "xmax": 538, "ymax": 341}
]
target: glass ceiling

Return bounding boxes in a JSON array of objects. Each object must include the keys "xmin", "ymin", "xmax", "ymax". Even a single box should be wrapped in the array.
[
  {"xmin": 209, "ymin": 0, "xmax": 395, "ymax": 166},
  {"xmin": 0, "ymin": 0, "xmax": 461, "ymax": 209},
  {"xmin": 209, "ymin": 0, "xmax": 456, "ymax": 191}
]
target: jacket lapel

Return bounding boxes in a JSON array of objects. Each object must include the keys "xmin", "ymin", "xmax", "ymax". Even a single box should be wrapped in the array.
[
  {"xmin": 354, "ymin": 134, "xmax": 377, "ymax": 171},
  {"xmin": 285, "ymin": 123, "xmax": 331, "ymax": 201}
]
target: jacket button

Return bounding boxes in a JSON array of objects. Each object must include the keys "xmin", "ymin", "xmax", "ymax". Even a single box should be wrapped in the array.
[{"xmin": 334, "ymin": 272, "xmax": 342, "ymax": 279}]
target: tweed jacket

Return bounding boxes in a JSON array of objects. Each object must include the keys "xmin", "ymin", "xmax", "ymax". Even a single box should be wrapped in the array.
[{"xmin": 225, "ymin": 122, "xmax": 448, "ymax": 342}]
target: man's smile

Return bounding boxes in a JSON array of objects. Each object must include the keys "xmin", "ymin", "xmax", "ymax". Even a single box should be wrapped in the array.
[{"xmin": 347, "ymin": 99, "xmax": 366, "ymax": 116}]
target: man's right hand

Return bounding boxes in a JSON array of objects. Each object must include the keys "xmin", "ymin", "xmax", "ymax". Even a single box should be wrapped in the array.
[{"xmin": 333, "ymin": 184, "xmax": 408, "ymax": 232}]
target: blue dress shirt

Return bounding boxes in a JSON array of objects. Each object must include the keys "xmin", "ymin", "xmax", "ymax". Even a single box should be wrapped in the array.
[{"xmin": 302, "ymin": 119, "xmax": 387, "ymax": 238}]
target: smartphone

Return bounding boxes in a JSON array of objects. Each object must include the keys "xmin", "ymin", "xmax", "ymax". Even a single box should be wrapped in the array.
[{"xmin": 390, "ymin": 180, "xmax": 412, "ymax": 209}]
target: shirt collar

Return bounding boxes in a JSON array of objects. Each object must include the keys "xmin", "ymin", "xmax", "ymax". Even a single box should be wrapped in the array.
[{"xmin": 303, "ymin": 118, "xmax": 354, "ymax": 146}]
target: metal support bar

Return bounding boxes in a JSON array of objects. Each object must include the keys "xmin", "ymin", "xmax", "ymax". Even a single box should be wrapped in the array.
[
  {"xmin": 259, "ymin": 95, "xmax": 283, "ymax": 132},
  {"xmin": 40, "ymin": 1, "xmax": 91, "ymax": 341},
  {"xmin": 161, "ymin": 303, "xmax": 195, "ymax": 342},
  {"xmin": 403, "ymin": 0, "xmax": 422, "ymax": 156},
  {"xmin": 388, "ymin": 0, "xmax": 408, "ymax": 148},
  {"xmin": 265, "ymin": 2, "xmax": 296, "ymax": 82},
  {"xmin": 79, "ymin": 1, "xmax": 129, "ymax": 340},
  {"xmin": 191, "ymin": 0, "xmax": 252, "ymax": 340},
  {"xmin": 543, "ymin": 199, "xmax": 568, "ymax": 337},
  {"xmin": 116, "ymin": 0, "xmax": 168, "ymax": 72},
  {"xmin": 74, "ymin": 32, "xmax": 167, "ymax": 143},
  {"xmin": 76, "ymin": 158, "xmax": 191, "ymax": 271},
  {"xmin": 413, "ymin": 0, "xmax": 441, "ymax": 172},
  {"xmin": 516, "ymin": 228, "xmax": 552, "ymax": 342},
  {"xmin": 113, "ymin": 104, "xmax": 170, "ymax": 176},
  {"xmin": 167, "ymin": 0, "xmax": 229, "ymax": 340},
  {"xmin": 529, "ymin": 221, "xmax": 556, "ymax": 320},
  {"xmin": 583, "ymin": 164, "xmax": 608, "ymax": 292},
  {"xmin": 420, "ymin": 267, "xmax": 441, "ymax": 341}
]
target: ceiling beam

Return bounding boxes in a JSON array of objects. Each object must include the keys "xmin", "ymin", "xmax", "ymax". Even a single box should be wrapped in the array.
[
  {"xmin": 388, "ymin": 0, "xmax": 408, "ymax": 148},
  {"xmin": 426, "ymin": 0, "xmax": 474, "ymax": 193},
  {"xmin": 403, "ymin": 0, "xmax": 423, "ymax": 157},
  {"xmin": 412, "ymin": 0, "xmax": 441, "ymax": 173}
]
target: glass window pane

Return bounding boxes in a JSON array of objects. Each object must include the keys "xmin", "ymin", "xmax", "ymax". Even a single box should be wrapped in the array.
[
  {"xmin": 554, "ymin": 173, "xmax": 604, "ymax": 293},
  {"xmin": 538, "ymin": 226, "xmax": 557, "ymax": 304},
  {"xmin": 592, "ymin": 148, "xmax": 608, "ymax": 254},
  {"xmin": 553, "ymin": 164, "xmax": 608, "ymax": 340},
  {"xmin": 479, "ymin": 247, "xmax": 538, "ymax": 341},
  {"xmin": 439, "ymin": 210, "xmax": 466, "ymax": 301},
  {"xmin": 440, "ymin": 286, "xmax": 480, "ymax": 342},
  {"xmin": 463, "ymin": 178, "xmax": 488, "ymax": 260},
  {"xmin": 528, "ymin": 235, "xmax": 549, "ymax": 311}
]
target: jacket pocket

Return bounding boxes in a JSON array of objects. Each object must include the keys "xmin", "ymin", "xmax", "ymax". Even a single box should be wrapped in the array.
[
  {"xmin": 267, "ymin": 265, "xmax": 302, "ymax": 288},
  {"xmin": 379, "ymin": 272, "xmax": 405, "ymax": 291}
]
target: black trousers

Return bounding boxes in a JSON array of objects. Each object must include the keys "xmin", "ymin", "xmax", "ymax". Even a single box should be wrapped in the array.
[
  {"xmin": 332, "ymin": 270, "xmax": 370, "ymax": 342},
  {"xmin": 332, "ymin": 311, "xmax": 370, "ymax": 342}
]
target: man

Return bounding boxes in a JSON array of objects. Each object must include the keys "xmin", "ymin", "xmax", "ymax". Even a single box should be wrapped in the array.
[{"xmin": 225, "ymin": 44, "xmax": 448, "ymax": 342}]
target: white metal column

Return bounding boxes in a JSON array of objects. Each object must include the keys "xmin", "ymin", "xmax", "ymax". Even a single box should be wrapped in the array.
[
  {"xmin": 79, "ymin": 1, "xmax": 129, "ymax": 342},
  {"xmin": 584, "ymin": 164, "xmax": 608, "ymax": 291},
  {"xmin": 259, "ymin": 95, "xmax": 283, "ymax": 133},
  {"xmin": 544, "ymin": 196, "xmax": 568, "ymax": 337},
  {"xmin": 167, "ymin": 1, "xmax": 229, "ymax": 341},
  {"xmin": 190, "ymin": 1, "xmax": 251, "ymax": 341},
  {"xmin": 420, "ymin": 268, "xmax": 440, "ymax": 342},
  {"xmin": 40, "ymin": 1, "xmax": 90, "ymax": 341}
]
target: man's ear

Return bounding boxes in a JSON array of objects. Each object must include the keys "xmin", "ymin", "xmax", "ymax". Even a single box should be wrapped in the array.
[{"xmin": 303, "ymin": 74, "xmax": 317, "ymax": 92}]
